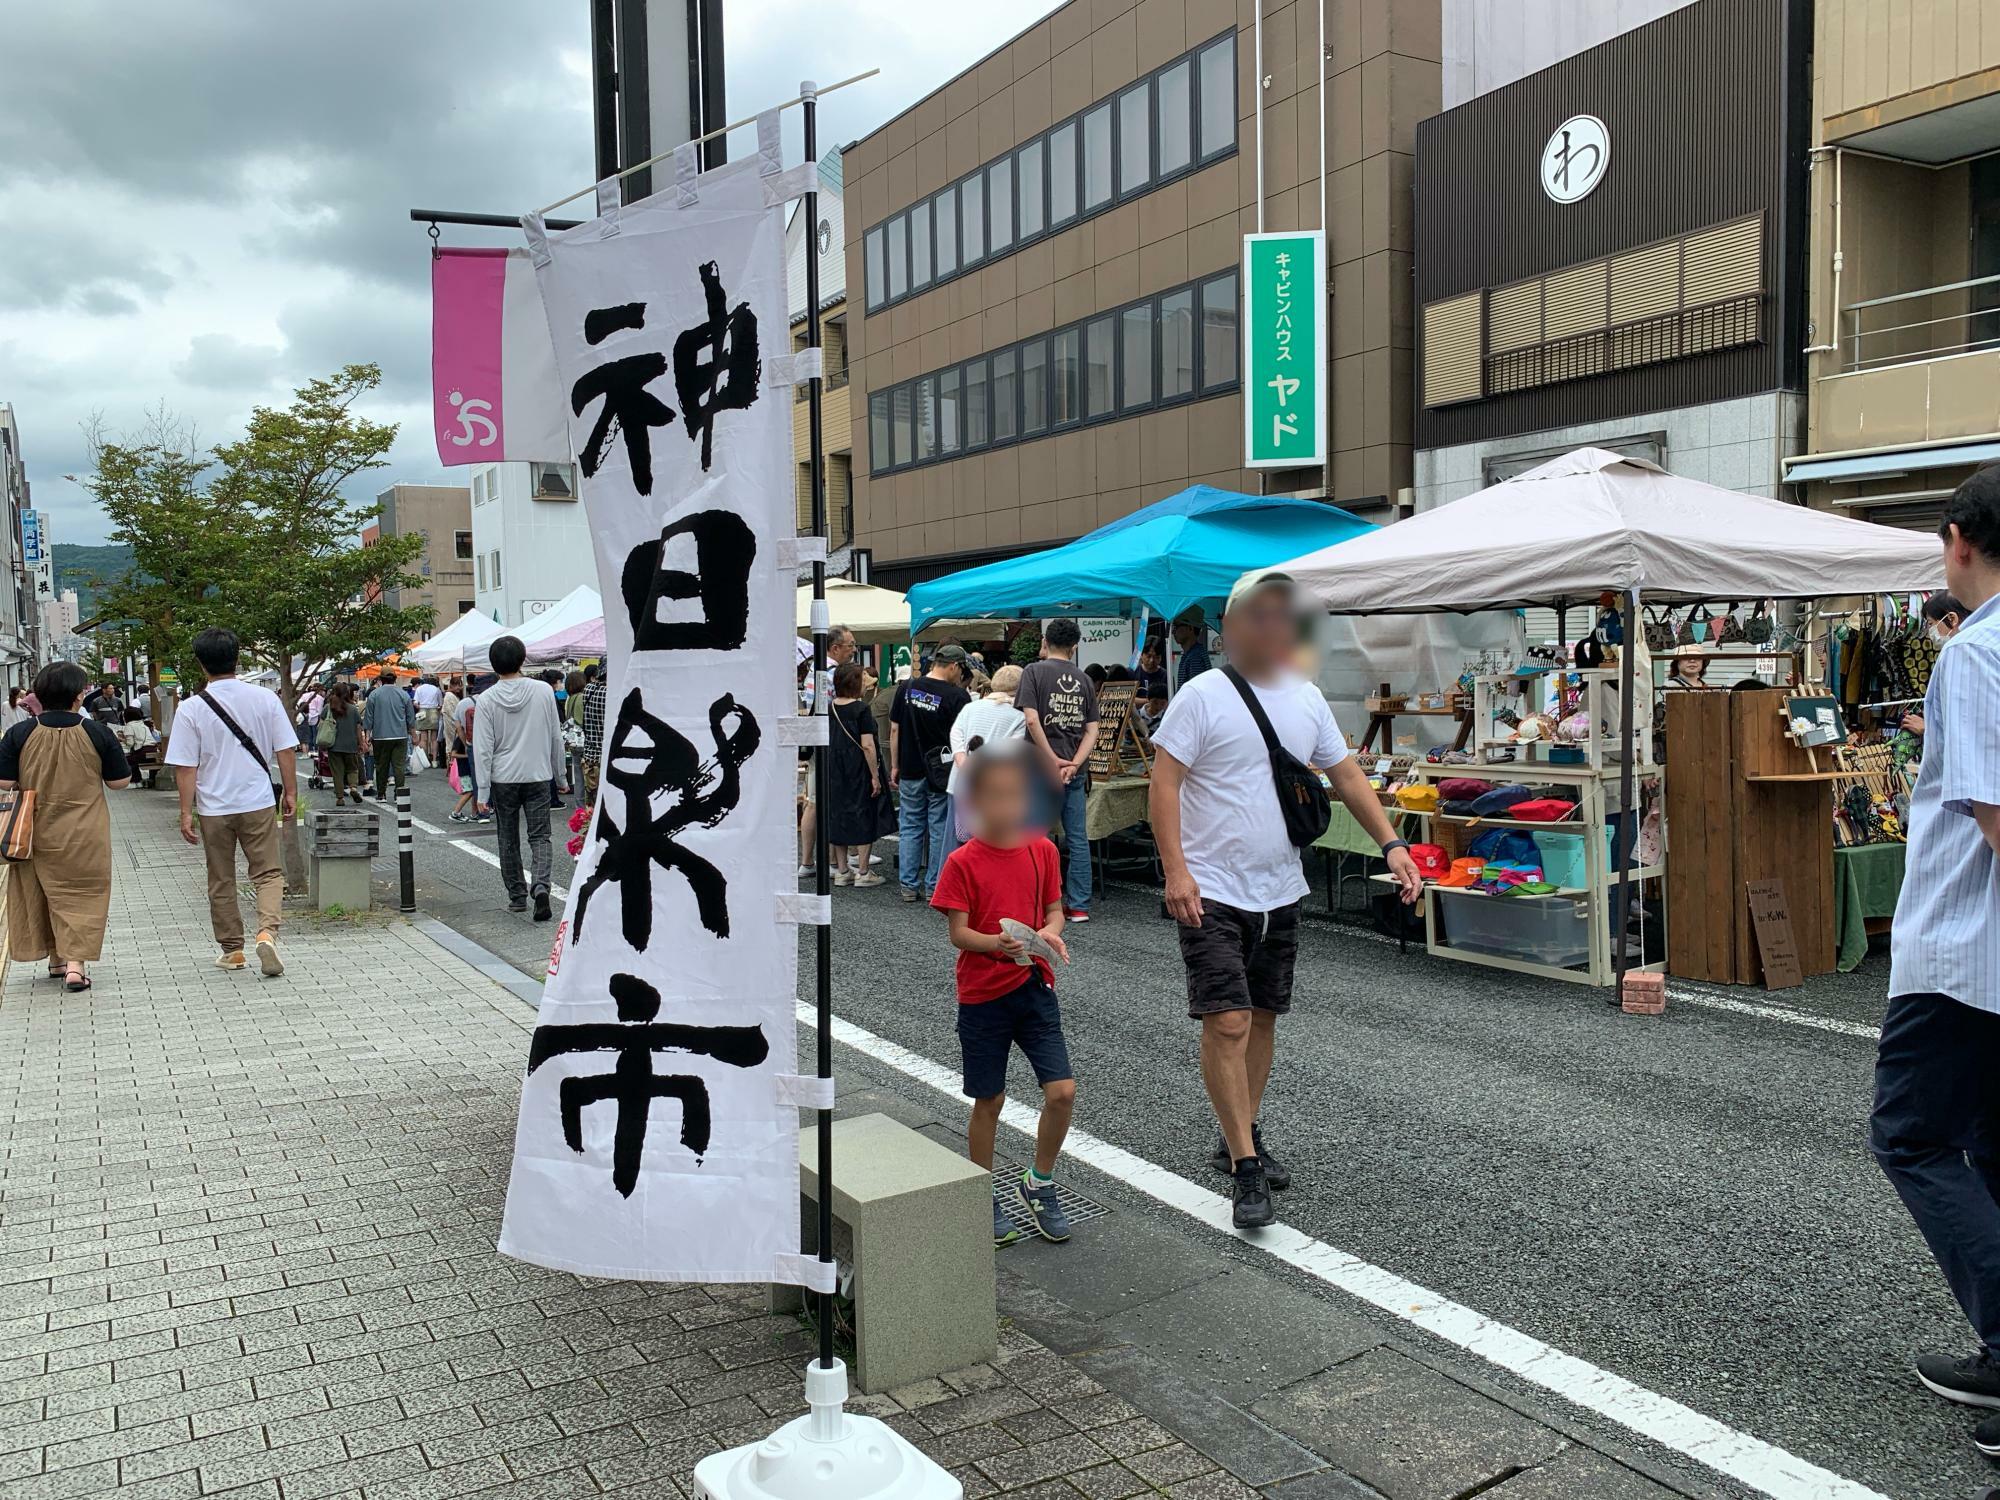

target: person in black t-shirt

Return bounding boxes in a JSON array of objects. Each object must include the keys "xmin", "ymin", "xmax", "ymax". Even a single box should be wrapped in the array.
[
  {"xmin": 889, "ymin": 643, "xmax": 971, "ymax": 902},
  {"xmin": 1014, "ymin": 618, "xmax": 1101, "ymax": 921}
]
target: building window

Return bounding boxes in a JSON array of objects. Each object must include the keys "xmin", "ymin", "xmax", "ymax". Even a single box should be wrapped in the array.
[
  {"xmin": 1049, "ymin": 121, "xmax": 1078, "ymax": 228},
  {"xmin": 454, "ymin": 529, "xmax": 474, "ymax": 560},
  {"xmin": 964, "ymin": 358, "xmax": 989, "ymax": 449},
  {"xmin": 1197, "ymin": 35, "xmax": 1235, "ymax": 163},
  {"xmin": 860, "ymin": 32, "xmax": 1238, "ymax": 316},
  {"xmin": 490, "ymin": 550, "xmax": 503, "ymax": 587},
  {"xmin": 1157, "ymin": 59, "xmax": 1192, "ymax": 179},
  {"xmin": 891, "ymin": 384, "xmax": 913, "ymax": 467},
  {"xmin": 991, "ymin": 348, "xmax": 1018, "ymax": 444},
  {"xmin": 938, "ymin": 367, "xmax": 961, "ymax": 455},
  {"xmin": 1118, "ymin": 81, "xmax": 1151, "ymax": 198},
  {"xmin": 1021, "ymin": 338, "xmax": 1049, "ymax": 437},
  {"xmin": 471, "ymin": 473, "xmax": 486, "ymax": 506},
  {"xmin": 961, "ymin": 174, "xmax": 985, "ymax": 268},
  {"xmin": 1052, "ymin": 327, "xmax": 1082, "ymax": 428},
  {"xmin": 457, "ymin": 600, "xmax": 476, "ymax": 614},
  {"xmin": 935, "ymin": 185, "xmax": 958, "ymax": 279},
  {"xmin": 1084, "ymin": 315, "xmax": 1116, "ymax": 419},
  {"xmin": 886, "ymin": 215, "xmax": 908, "ymax": 301},
  {"xmin": 476, "ymin": 554, "xmax": 486, "ymax": 590},
  {"xmin": 988, "ymin": 157, "xmax": 1014, "ymax": 256},
  {"xmin": 1160, "ymin": 287, "xmax": 1196, "ymax": 401},
  {"xmin": 1120, "ymin": 304, "xmax": 1153, "ymax": 411},
  {"xmin": 910, "ymin": 200, "xmax": 932, "ymax": 292},
  {"xmin": 914, "ymin": 375, "xmax": 937, "ymax": 462},
  {"xmin": 1200, "ymin": 272, "xmax": 1238, "ymax": 392},
  {"xmin": 530, "ymin": 461, "xmax": 575, "ymax": 500},
  {"xmin": 1082, "ymin": 101, "xmax": 1113, "ymax": 213}
]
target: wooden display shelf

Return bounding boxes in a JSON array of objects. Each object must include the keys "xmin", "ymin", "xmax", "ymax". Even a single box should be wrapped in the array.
[{"xmin": 1742, "ymin": 771, "xmax": 1844, "ymax": 783}]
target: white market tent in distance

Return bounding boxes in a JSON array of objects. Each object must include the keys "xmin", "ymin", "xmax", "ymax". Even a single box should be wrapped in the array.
[
  {"xmin": 1271, "ymin": 447, "xmax": 1946, "ymax": 615},
  {"xmin": 797, "ymin": 579, "xmax": 909, "ymax": 645},
  {"xmin": 404, "ymin": 609, "xmax": 506, "ymax": 671},
  {"xmin": 487, "ymin": 584, "xmax": 604, "ymax": 669}
]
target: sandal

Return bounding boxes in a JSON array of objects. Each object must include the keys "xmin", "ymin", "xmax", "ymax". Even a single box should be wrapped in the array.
[{"xmin": 64, "ymin": 964, "xmax": 91, "ymax": 993}]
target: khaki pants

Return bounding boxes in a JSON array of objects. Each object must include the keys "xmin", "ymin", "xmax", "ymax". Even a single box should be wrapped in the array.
[{"xmin": 200, "ymin": 809, "xmax": 284, "ymax": 953}]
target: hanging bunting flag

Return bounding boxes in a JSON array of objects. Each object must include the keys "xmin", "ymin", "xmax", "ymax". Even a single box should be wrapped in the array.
[
  {"xmin": 496, "ymin": 162, "xmax": 806, "ymax": 1284},
  {"xmin": 430, "ymin": 247, "xmax": 571, "ymax": 466}
]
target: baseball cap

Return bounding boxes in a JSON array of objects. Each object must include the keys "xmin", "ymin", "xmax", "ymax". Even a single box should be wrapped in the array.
[
  {"xmin": 1225, "ymin": 570, "xmax": 1296, "ymax": 616},
  {"xmin": 933, "ymin": 643, "xmax": 970, "ymax": 666}
]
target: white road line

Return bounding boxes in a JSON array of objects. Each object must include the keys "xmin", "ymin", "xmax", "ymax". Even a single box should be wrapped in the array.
[
  {"xmin": 1666, "ymin": 988, "xmax": 1881, "ymax": 1040},
  {"xmin": 800, "ymin": 1001, "xmax": 1887, "ymax": 1500},
  {"xmin": 407, "ymin": 813, "xmax": 571, "ymax": 901}
]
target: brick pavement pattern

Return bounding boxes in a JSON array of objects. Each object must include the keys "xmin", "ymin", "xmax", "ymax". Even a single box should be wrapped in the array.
[{"xmin": 0, "ymin": 796, "xmax": 1252, "ymax": 1499}]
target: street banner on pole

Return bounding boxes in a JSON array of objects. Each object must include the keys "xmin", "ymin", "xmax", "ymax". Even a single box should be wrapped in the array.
[
  {"xmin": 430, "ymin": 248, "xmax": 571, "ymax": 466},
  {"xmin": 1241, "ymin": 230, "xmax": 1327, "ymax": 470},
  {"xmin": 497, "ymin": 155, "xmax": 811, "ymax": 1285}
]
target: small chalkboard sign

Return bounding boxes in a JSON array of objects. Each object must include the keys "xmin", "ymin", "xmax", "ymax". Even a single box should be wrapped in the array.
[
  {"xmin": 1785, "ymin": 695, "xmax": 1844, "ymax": 749},
  {"xmin": 1746, "ymin": 878, "xmax": 1803, "ymax": 990}
]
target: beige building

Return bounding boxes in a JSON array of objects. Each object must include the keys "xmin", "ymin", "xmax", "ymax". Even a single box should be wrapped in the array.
[
  {"xmin": 842, "ymin": 0, "xmax": 1441, "ymax": 589},
  {"xmin": 1787, "ymin": 3, "xmax": 2000, "ymax": 522},
  {"xmin": 788, "ymin": 152, "xmax": 854, "ymax": 549},
  {"xmin": 375, "ymin": 483, "xmax": 476, "ymax": 621}
]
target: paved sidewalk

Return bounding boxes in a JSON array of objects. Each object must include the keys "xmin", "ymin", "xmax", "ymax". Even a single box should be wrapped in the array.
[{"xmin": 0, "ymin": 795, "xmax": 1273, "ymax": 1499}]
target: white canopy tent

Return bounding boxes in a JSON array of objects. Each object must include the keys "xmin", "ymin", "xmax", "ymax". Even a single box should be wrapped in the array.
[
  {"xmin": 1268, "ymin": 447, "xmax": 1948, "ymax": 986},
  {"xmin": 1275, "ymin": 447, "xmax": 1945, "ymax": 614},
  {"xmin": 406, "ymin": 610, "xmax": 506, "ymax": 671},
  {"xmin": 798, "ymin": 579, "xmax": 908, "ymax": 644},
  {"xmin": 487, "ymin": 585, "xmax": 604, "ymax": 669}
]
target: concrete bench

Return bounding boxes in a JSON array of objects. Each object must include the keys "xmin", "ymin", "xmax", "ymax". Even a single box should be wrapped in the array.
[{"xmin": 772, "ymin": 1112, "xmax": 996, "ymax": 1394}]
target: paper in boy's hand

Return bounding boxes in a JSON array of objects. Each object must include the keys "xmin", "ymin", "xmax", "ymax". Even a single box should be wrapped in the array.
[{"xmin": 1000, "ymin": 917, "xmax": 1068, "ymax": 967}]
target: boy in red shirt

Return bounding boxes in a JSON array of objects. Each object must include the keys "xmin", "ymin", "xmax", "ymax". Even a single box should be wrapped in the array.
[{"xmin": 932, "ymin": 742, "xmax": 1076, "ymax": 1246}]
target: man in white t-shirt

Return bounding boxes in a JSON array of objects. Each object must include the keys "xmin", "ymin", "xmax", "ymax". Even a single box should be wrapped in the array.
[
  {"xmin": 411, "ymin": 676, "xmax": 444, "ymax": 759},
  {"xmin": 165, "ymin": 628, "xmax": 300, "ymax": 978},
  {"xmin": 1149, "ymin": 572, "xmax": 1421, "ymax": 1228}
]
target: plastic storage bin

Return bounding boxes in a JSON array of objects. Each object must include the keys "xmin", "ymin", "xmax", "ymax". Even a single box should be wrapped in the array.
[
  {"xmin": 1531, "ymin": 827, "xmax": 1619, "ymax": 891},
  {"xmin": 1434, "ymin": 888, "xmax": 1592, "ymax": 968}
]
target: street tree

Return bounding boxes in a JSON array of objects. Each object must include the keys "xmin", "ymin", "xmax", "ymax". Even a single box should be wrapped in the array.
[{"xmin": 207, "ymin": 365, "xmax": 434, "ymax": 716}]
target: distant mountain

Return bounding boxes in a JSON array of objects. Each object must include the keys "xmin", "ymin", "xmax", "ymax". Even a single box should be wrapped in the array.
[{"xmin": 50, "ymin": 543, "xmax": 137, "ymax": 621}]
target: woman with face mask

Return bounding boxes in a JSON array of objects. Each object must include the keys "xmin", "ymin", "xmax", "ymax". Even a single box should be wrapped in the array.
[{"xmin": 1902, "ymin": 594, "xmax": 1965, "ymax": 738}]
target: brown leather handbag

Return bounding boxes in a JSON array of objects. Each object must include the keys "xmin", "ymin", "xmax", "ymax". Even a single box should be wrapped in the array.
[{"xmin": 0, "ymin": 788, "xmax": 35, "ymax": 862}]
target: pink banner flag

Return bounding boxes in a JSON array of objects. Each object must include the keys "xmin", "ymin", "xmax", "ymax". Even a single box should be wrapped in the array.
[{"xmin": 431, "ymin": 248, "xmax": 569, "ymax": 466}]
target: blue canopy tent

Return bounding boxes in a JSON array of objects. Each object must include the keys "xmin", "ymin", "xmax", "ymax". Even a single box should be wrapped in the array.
[{"xmin": 906, "ymin": 485, "xmax": 1375, "ymax": 632}]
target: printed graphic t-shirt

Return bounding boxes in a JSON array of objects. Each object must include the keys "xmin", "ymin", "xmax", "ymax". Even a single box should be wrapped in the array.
[
  {"xmin": 891, "ymin": 675, "xmax": 970, "ymax": 780},
  {"xmin": 1014, "ymin": 658, "xmax": 1100, "ymax": 764},
  {"xmin": 932, "ymin": 836, "xmax": 1062, "ymax": 1003}
]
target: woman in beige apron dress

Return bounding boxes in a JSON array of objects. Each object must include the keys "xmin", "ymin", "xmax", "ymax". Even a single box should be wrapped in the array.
[{"xmin": 1, "ymin": 664, "xmax": 132, "ymax": 991}]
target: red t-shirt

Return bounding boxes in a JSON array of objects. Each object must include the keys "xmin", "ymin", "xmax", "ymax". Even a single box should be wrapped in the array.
[{"xmin": 931, "ymin": 837, "xmax": 1062, "ymax": 1004}]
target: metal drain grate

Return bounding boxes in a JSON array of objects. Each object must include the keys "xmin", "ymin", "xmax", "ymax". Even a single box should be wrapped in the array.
[{"xmin": 991, "ymin": 1161, "xmax": 1112, "ymax": 1232}]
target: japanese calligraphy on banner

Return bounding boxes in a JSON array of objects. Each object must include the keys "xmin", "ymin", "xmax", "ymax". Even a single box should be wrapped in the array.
[
  {"xmin": 497, "ymin": 164, "xmax": 802, "ymax": 1284},
  {"xmin": 1242, "ymin": 231, "xmax": 1326, "ymax": 470}
]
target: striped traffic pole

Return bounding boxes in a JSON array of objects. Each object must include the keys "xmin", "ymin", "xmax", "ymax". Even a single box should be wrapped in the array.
[{"xmin": 396, "ymin": 783, "xmax": 415, "ymax": 912}]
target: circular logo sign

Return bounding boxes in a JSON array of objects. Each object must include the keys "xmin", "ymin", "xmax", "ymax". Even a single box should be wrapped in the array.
[
  {"xmin": 818, "ymin": 219, "xmax": 833, "ymax": 254},
  {"xmin": 1540, "ymin": 114, "xmax": 1610, "ymax": 204}
]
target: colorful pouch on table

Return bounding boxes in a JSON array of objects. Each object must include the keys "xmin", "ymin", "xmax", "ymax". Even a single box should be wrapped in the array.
[
  {"xmin": 1468, "ymin": 784, "xmax": 1535, "ymax": 816},
  {"xmin": 1408, "ymin": 843, "xmax": 1450, "ymax": 879},
  {"xmin": 1441, "ymin": 799, "xmax": 1479, "ymax": 815},
  {"xmin": 1436, "ymin": 858, "xmax": 1484, "ymax": 888},
  {"xmin": 1393, "ymin": 785, "xmax": 1440, "ymax": 813},
  {"xmin": 1509, "ymin": 798, "xmax": 1578, "ymax": 822},
  {"xmin": 1436, "ymin": 777, "xmax": 1491, "ymax": 802},
  {"xmin": 1466, "ymin": 829, "xmax": 1540, "ymax": 867}
]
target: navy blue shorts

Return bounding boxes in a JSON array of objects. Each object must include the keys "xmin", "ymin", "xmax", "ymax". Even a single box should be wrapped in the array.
[{"xmin": 956, "ymin": 974, "xmax": 1073, "ymax": 1100}]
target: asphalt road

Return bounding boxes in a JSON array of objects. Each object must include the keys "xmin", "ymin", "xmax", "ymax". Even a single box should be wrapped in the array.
[{"xmin": 375, "ymin": 770, "xmax": 1991, "ymax": 1499}]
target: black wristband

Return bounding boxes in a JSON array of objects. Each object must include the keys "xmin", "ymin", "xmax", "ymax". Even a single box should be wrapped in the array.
[{"xmin": 1380, "ymin": 838, "xmax": 1412, "ymax": 856}]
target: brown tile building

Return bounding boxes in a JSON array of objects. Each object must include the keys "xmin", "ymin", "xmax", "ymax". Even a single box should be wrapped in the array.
[
  {"xmin": 375, "ymin": 483, "xmax": 476, "ymax": 622},
  {"xmin": 842, "ymin": 0, "xmax": 1441, "ymax": 590}
]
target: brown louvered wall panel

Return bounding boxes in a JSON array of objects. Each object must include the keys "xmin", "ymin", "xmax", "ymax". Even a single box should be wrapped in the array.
[{"xmin": 1422, "ymin": 293, "xmax": 1485, "ymax": 407}]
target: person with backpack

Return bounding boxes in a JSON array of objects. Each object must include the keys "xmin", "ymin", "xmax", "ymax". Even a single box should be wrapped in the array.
[
  {"xmin": 889, "ymin": 644, "xmax": 971, "ymax": 903},
  {"xmin": 163, "ymin": 628, "xmax": 299, "ymax": 978},
  {"xmin": 1148, "ymin": 573, "xmax": 1421, "ymax": 1228}
]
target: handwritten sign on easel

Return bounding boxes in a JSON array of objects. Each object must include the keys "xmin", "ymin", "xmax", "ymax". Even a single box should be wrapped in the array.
[{"xmin": 1746, "ymin": 879, "xmax": 1803, "ymax": 990}]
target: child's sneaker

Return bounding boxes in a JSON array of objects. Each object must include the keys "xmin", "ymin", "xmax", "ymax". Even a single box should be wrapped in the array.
[
  {"xmin": 1015, "ymin": 1173, "xmax": 1072, "ymax": 1242},
  {"xmin": 993, "ymin": 1195, "xmax": 1024, "ymax": 1248}
]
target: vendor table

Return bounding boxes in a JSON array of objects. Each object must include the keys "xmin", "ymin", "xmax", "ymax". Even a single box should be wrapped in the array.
[
  {"xmin": 1086, "ymin": 775, "xmax": 1152, "ymax": 841},
  {"xmin": 1833, "ymin": 842, "xmax": 1904, "ymax": 973},
  {"xmin": 1314, "ymin": 804, "xmax": 1408, "ymax": 912}
]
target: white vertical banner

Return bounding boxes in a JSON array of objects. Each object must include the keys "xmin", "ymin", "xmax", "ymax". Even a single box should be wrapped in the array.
[{"xmin": 497, "ymin": 167, "xmax": 800, "ymax": 1283}]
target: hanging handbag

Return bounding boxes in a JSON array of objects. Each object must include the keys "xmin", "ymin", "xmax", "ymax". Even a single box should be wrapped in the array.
[
  {"xmin": 1643, "ymin": 608, "xmax": 1675, "ymax": 654},
  {"xmin": 0, "ymin": 788, "xmax": 33, "ymax": 862},
  {"xmin": 1674, "ymin": 609, "xmax": 1699, "ymax": 647},
  {"xmin": 1744, "ymin": 599, "xmax": 1773, "ymax": 645},
  {"xmin": 1222, "ymin": 667, "xmax": 1331, "ymax": 848},
  {"xmin": 1717, "ymin": 604, "xmax": 1746, "ymax": 645},
  {"xmin": 315, "ymin": 714, "xmax": 337, "ymax": 749}
]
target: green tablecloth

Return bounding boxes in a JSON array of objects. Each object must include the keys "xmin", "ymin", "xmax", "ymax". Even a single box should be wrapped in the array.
[
  {"xmin": 1314, "ymin": 803, "xmax": 1407, "ymax": 855},
  {"xmin": 1086, "ymin": 776, "xmax": 1153, "ymax": 840},
  {"xmin": 1834, "ymin": 842, "xmax": 1905, "ymax": 972}
]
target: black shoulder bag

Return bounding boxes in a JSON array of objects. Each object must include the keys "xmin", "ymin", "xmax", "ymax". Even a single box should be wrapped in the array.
[
  {"xmin": 1221, "ymin": 667, "xmax": 1330, "ymax": 848},
  {"xmin": 197, "ymin": 690, "xmax": 276, "ymax": 805}
]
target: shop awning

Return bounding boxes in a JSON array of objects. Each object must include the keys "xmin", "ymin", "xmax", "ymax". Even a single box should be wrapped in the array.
[
  {"xmin": 1272, "ymin": 447, "xmax": 1944, "ymax": 614},
  {"xmin": 1783, "ymin": 439, "xmax": 2000, "ymax": 485},
  {"xmin": 797, "ymin": 579, "xmax": 911, "ymax": 644},
  {"xmin": 905, "ymin": 485, "xmax": 1375, "ymax": 631}
]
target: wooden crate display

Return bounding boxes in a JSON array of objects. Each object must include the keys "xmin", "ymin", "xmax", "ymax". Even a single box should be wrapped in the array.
[{"xmin": 1086, "ymin": 682, "xmax": 1152, "ymax": 778}]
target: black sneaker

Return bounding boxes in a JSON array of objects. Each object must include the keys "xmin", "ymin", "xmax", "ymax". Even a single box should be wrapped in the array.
[
  {"xmin": 533, "ymin": 891, "xmax": 552, "ymax": 922},
  {"xmin": 1977, "ymin": 1408, "xmax": 2000, "ymax": 1458},
  {"xmin": 1210, "ymin": 1126, "xmax": 1291, "ymax": 1191},
  {"xmin": 507, "ymin": 896, "xmax": 529, "ymax": 913},
  {"xmin": 1231, "ymin": 1161, "xmax": 1275, "ymax": 1229},
  {"xmin": 1917, "ymin": 1351, "xmax": 2000, "ymax": 1409}
]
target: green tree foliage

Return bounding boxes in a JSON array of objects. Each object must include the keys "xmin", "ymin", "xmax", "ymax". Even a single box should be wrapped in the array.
[{"xmin": 205, "ymin": 365, "xmax": 433, "ymax": 714}]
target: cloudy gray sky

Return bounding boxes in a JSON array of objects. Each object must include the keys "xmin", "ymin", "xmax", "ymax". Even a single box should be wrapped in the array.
[{"xmin": 0, "ymin": 0, "xmax": 1059, "ymax": 546}]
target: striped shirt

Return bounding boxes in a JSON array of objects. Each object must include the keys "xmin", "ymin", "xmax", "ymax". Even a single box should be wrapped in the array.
[{"xmin": 1889, "ymin": 591, "xmax": 2000, "ymax": 1012}]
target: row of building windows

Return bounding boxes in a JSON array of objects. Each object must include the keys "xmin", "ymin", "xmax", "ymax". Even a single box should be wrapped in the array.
[
  {"xmin": 867, "ymin": 270, "xmax": 1239, "ymax": 475},
  {"xmin": 862, "ymin": 31, "xmax": 1237, "ymax": 316}
]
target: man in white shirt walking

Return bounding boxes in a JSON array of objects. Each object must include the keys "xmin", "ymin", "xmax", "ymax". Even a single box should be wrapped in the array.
[
  {"xmin": 165, "ymin": 628, "xmax": 299, "ymax": 977},
  {"xmin": 1149, "ymin": 573, "xmax": 1421, "ymax": 1228},
  {"xmin": 412, "ymin": 675, "xmax": 444, "ymax": 761},
  {"xmin": 1870, "ymin": 466, "xmax": 2000, "ymax": 1463}
]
